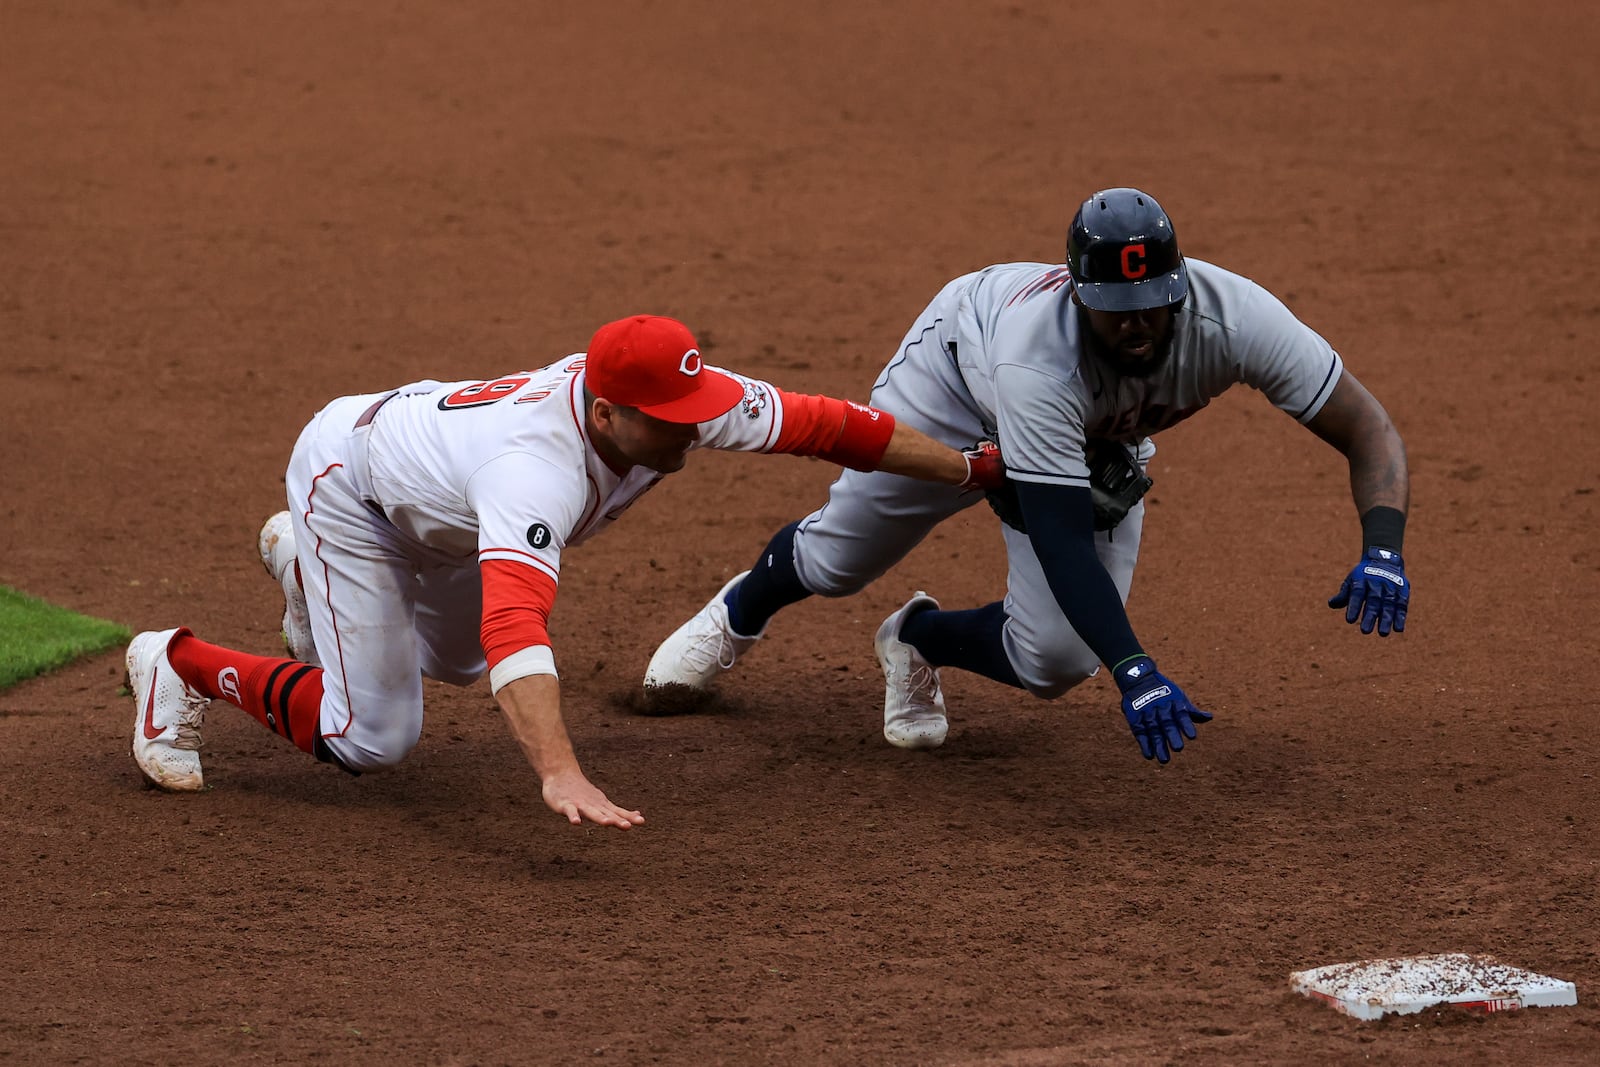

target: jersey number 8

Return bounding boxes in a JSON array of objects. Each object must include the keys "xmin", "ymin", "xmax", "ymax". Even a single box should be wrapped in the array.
[{"xmin": 437, "ymin": 375, "xmax": 532, "ymax": 411}]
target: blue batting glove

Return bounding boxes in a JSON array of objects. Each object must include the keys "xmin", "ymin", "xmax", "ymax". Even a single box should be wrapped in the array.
[
  {"xmin": 1328, "ymin": 547, "xmax": 1409, "ymax": 636},
  {"xmin": 1113, "ymin": 656, "xmax": 1213, "ymax": 764}
]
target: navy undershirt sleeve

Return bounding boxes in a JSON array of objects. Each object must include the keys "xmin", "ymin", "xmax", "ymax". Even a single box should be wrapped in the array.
[{"xmin": 1013, "ymin": 480, "xmax": 1143, "ymax": 669}]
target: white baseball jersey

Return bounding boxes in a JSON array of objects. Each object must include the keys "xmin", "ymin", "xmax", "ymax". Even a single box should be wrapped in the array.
[
  {"xmin": 361, "ymin": 354, "xmax": 787, "ymax": 581},
  {"xmin": 284, "ymin": 353, "xmax": 838, "ymax": 771}
]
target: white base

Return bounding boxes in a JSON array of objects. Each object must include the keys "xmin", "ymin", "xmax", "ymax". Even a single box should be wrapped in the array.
[{"xmin": 1290, "ymin": 953, "xmax": 1577, "ymax": 1021}]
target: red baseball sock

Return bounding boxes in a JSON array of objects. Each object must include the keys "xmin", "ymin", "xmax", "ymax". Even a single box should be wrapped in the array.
[{"xmin": 168, "ymin": 632, "xmax": 325, "ymax": 755}]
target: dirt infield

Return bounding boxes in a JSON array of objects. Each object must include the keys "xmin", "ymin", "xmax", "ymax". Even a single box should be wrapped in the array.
[{"xmin": 3, "ymin": 2, "xmax": 1598, "ymax": 1063}]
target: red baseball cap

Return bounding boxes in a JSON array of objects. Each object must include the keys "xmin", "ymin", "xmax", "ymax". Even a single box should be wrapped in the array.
[{"xmin": 584, "ymin": 315, "xmax": 745, "ymax": 424}]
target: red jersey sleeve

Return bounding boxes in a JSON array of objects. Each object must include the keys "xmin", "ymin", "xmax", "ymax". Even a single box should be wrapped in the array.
[
  {"xmin": 768, "ymin": 389, "xmax": 896, "ymax": 471},
  {"xmin": 480, "ymin": 559, "xmax": 558, "ymax": 670}
]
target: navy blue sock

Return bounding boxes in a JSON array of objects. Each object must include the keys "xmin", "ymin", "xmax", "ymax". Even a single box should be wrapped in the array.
[
  {"xmin": 725, "ymin": 522, "xmax": 811, "ymax": 636},
  {"xmin": 899, "ymin": 600, "xmax": 1023, "ymax": 688}
]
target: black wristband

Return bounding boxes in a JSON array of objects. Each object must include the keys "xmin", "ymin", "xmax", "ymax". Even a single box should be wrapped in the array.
[{"xmin": 1360, "ymin": 506, "xmax": 1406, "ymax": 554}]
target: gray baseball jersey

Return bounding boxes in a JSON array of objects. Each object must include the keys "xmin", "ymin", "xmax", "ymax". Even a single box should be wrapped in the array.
[
  {"xmin": 789, "ymin": 256, "xmax": 1345, "ymax": 695},
  {"xmin": 950, "ymin": 257, "xmax": 1343, "ymax": 486}
]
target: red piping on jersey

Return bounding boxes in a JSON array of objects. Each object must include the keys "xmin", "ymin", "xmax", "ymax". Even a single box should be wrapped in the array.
[
  {"xmin": 757, "ymin": 387, "xmax": 780, "ymax": 452},
  {"xmin": 478, "ymin": 547, "xmax": 559, "ymax": 584},
  {"xmin": 303, "ymin": 462, "xmax": 354, "ymax": 741},
  {"xmin": 565, "ymin": 372, "xmax": 604, "ymax": 533}
]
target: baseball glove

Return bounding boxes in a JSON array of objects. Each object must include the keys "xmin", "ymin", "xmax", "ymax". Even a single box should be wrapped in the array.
[
  {"xmin": 984, "ymin": 440, "xmax": 1151, "ymax": 533},
  {"xmin": 1085, "ymin": 440, "xmax": 1151, "ymax": 531}
]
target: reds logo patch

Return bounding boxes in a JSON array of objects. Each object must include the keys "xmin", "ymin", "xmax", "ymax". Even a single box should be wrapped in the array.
[{"xmin": 740, "ymin": 382, "xmax": 769, "ymax": 420}]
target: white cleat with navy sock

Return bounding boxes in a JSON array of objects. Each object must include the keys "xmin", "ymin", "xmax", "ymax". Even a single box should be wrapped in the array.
[
  {"xmin": 876, "ymin": 591, "xmax": 949, "ymax": 749},
  {"xmin": 644, "ymin": 571, "xmax": 765, "ymax": 691}
]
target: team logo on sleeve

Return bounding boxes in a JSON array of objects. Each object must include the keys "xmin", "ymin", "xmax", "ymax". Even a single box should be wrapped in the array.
[
  {"xmin": 740, "ymin": 382, "xmax": 769, "ymax": 420},
  {"xmin": 526, "ymin": 523, "xmax": 553, "ymax": 549}
]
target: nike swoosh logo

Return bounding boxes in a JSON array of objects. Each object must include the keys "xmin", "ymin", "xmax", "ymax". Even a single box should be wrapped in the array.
[{"xmin": 141, "ymin": 677, "xmax": 164, "ymax": 740}]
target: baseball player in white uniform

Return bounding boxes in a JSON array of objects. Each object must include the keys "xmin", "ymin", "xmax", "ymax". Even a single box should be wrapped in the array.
[
  {"xmin": 125, "ymin": 314, "xmax": 1005, "ymax": 828},
  {"xmin": 645, "ymin": 188, "xmax": 1411, "ymax": 763}
]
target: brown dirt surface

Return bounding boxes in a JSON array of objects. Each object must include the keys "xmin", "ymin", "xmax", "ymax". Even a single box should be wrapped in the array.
[{"xmin": 3, "ymin": 2, "xmax": 1598, "ymax": 1064}]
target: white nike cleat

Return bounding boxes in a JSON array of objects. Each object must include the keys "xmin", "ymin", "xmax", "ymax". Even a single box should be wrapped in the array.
[
  {"xmin": 258, "ymin": 511, "xmax": 320, "ymax": 667},
  {"xmin": 127, "ymin": 628, "xmax": 208, "ymax": 792},
  {"xmin": 644, "ymin": 571, "xmax": 764, "ymax": 691},
  {"xmin": 877, "ymin": 591, "xmax": 948, "ymax": 750}
]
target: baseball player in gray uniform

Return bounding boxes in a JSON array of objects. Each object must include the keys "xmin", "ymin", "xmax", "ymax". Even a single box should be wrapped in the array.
[{"xmin": 644, "ymin": 187, "xmax": 1411, "ymax": 763}]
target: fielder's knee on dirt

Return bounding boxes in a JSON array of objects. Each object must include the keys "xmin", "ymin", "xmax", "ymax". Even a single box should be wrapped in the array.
[{"xmin": 318, "ymin": 715, "xmax": 423, "ymax": 772}]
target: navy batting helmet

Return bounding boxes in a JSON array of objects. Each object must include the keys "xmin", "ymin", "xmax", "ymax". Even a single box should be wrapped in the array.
[{"xmin": 1067, "ymin": 188, "xmax": 1188, "ymax": 312}]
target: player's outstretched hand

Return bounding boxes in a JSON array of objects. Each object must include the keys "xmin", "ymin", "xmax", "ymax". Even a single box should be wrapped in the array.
[
  {"xmin": 1328, "ymin": 547, "xmax": 1408, "ymax": 636},
  {"xmin": 541, "ymin": 770, "xmax": 646, "ymax": 830},
  {"xmin": 1113, "ymin": 656, "xmax": 1212, "ymax": 764},
  {"xmin": 959, "ymin": 440, "xmax": 1006, "ymax": 491}
]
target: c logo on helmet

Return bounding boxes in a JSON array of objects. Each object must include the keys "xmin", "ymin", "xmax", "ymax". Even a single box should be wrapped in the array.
[
  {"xmin": 679, "ymin": 348, "xmax": 703, "ymax": 376},
  {"xmin": 1120, "ymin": 244, "xmax": 1148, "ymax": 279}
]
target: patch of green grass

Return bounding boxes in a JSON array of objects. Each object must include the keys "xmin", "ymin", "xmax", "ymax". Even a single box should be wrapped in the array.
[{"xmin": 0, "ymin": 585, "xmax": 129, "ymax": 690}]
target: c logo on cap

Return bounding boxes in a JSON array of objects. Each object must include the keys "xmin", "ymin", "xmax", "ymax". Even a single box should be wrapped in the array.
[{"xmin": 679, "ymin": 348, "xmax": 703, "ymax": 376}]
